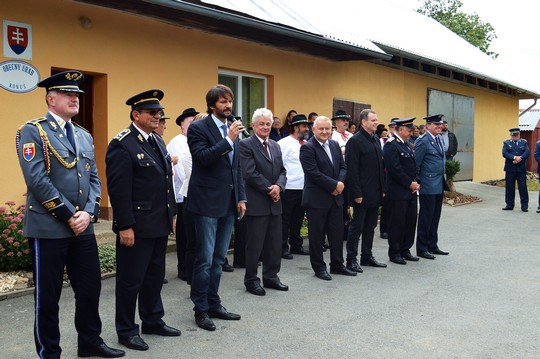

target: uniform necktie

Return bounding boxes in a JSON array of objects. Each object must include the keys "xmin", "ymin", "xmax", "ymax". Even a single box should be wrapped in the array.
[
  {"xmin": 323, "ymin": 142, "xmax": 333, "ymax": 164},
  {"xmin": 65, "ymin": 121, "xmax": 76, "ymax": 150},
  {"xmin": 436, "ymin": 136, "xmax": 443, "ymax": 153},
  {"xmin": 148, "ymin": 135, "xmax": 161, "ymax": 158}
]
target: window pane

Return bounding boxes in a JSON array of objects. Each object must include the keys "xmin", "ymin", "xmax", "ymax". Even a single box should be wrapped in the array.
[
  {"xmin": 218, "ymin": 74, "xmax": 239, "ymax": 115},
  {"xmin": 242, "ymin": 77, "xmax": 264, "ymax": 128}
]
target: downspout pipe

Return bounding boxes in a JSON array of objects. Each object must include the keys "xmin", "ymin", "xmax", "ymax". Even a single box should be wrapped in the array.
[{"xmin": 519, "ymin": 99, "xmax": 538, "ymax": 117}]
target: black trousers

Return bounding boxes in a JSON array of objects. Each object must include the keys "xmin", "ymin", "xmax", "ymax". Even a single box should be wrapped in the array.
[
  {"xmin": 175, "ymin": 202, "xmax": 187, "ymax": 274},
  {"xmin": 306, "ymin": 204, "xmax": 345, "ymax": 272},
  {"xmin": 233, "ymin": 216, "xmax": 247, "ymax": 268},
  {"xmin": 29, "ymin": 235, "xmax": 103, "ymax": 359},
  {"xmin": 281, "ymin": 190, "xmax": 305, "ymax": 251},
  {"xmin": 505, "ymin": 171, "xmax": 529, "ymax": 209},
  {"xmin": 115, "ymin": 234, "xmax": 168, "ymax": 339},
  {"xmin": 379, "ymin": 195, "xmax": 389, "ymax": 235},
  {"xmin": 244, "ymin": 215, "xmax": 282, "ymax": 287},
  {"xmin": 416, "ymin": 193, "xmax": 443, "ymax": 253},
  {"xmin": 346, "ymin": 205, "xmax": 378, "ymax": 261},
  {"xmin": 387, "ymin": 197, "xmax": 418, "ymax": 259}
]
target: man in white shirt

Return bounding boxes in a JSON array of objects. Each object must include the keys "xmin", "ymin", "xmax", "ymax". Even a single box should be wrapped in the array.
[
  {"xmin": 278, "ymin": 114, "xmax": 311, "ymax": 259},
  {"xmin": 331, "ymin": 110, "xmax": 353, "ymax": 156}
]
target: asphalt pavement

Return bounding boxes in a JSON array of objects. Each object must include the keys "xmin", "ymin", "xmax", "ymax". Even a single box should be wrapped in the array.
[{"xmin": 1, "ymin": 182, "xmax": 539, "ymax": 358}]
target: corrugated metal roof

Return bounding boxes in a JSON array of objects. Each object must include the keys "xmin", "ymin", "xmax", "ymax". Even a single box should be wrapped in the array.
[
  {"xmin": 201, "ymin": 0, "xmax": 540, "ymax": 97},
  {"xmin": 519, "ymin": 109, "xmax": 540, "ymax": 131}
]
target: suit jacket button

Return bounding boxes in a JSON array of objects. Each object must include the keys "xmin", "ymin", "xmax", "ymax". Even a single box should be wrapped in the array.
[
  {"xmin": 137, "ymin": 206, "xmax": 141, "ymax": 209},
  {"xmin": 75, "ymin": 206, "xmax": 80, "ymax": 211}
]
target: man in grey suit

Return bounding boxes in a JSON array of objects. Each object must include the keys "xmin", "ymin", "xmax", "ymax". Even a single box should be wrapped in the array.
[
  {"xmin": 240, "ymin": 108, "xmax": 288, "ymax": 296},
  {"xmin": 414, "ymin": 114, "xmax": 450, "ymax": 259},
  {"xmin": 16, "ymin": 71, "xmax": 124, "ymax": 358}
]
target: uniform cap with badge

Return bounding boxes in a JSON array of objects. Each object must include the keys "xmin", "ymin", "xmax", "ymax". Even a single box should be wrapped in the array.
[
  {"xmin": 423, "ymin": 114, "xmax": 444, "ymax": 124},
  {"xmin": 509, "ymin": 127, "xmax": 520, "ymax": 135},
  {"xmin": 38, "ymin": 70, "xmax": 85, "ymax": 93},
  {"xmin": 126, "ymin": 89, "xmax": 165, "ymax": 110},
  {"xmin": 392, "ymin": 117, "xmax": 416, "ymax": 129}
]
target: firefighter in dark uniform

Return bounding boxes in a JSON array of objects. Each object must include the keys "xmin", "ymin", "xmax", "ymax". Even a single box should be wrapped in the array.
[
  {"xmin": 16, "ymin": 71, "xmax": 125, "ymax": 358},
  {"xmin": 382, "ymin": 117, "xmax": 421, "ymax": 265},
  {"xmin": 105, "ymin": 90, "xmax": 180, "ymax": 352},
  {"xmin": 502, "ymin": 128, "xmax": 530, "ymax": 212}
]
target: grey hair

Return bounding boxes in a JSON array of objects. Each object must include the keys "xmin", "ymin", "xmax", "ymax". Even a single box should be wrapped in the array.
[
  {"xmin": 313, "ymin": 116, "xmax": 331, "ymax": 128},
  {"xmin": 251, "ymin": 108, "xmax": 274, "ymax": 125},
  {"xmin": 359, "ymin": 109, "xmax": 376, "ymax": 121}
]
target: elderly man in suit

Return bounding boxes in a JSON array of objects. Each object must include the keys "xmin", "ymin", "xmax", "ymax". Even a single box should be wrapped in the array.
[
  {"xmin": 345, "ymin": 109, "xmax": 387, "ymax": 273},
  {"xmin": 17, "ymin": 71, "xmax": 125, "ymax": 358},
  {"xmin": 383, "ymin": 118, "xmax": 420, "ymax": 265},
  {"xmin": 300, "ymin": 116, "xmax": 356, "ymax": 280},
  {"xmin": 187, "ymin": 84, "xmax": 246, "ymax": 331},
  {"xmin": 414, "ymin": 114, "xmax": 450, "ymax": 259},
  {"xmin": 106, "ymin": 90, "xmax": 180, "ymax": 351},
  {"xmin": 240, "ymin": 108, "xmax": 288, "ymax": 296}
]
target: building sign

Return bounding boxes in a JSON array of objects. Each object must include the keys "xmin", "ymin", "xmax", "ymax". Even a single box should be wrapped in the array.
[
  {"xmin": 0, "ymin": 60, "xmax": 40, "ymax": 93},
  {"xmin": 3, "ymin": 20, "xmax": 32, "ymax": 60}
]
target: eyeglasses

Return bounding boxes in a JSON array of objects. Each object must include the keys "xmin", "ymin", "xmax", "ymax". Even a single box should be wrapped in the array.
[{"xmin": 139, "ymin": 109, "xmax": 164, "ymax": 117}]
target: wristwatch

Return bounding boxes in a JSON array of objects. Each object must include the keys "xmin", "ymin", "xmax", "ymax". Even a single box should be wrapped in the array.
[{"xmin": 89, "ymin": 214, "xmax": 97, "ymax": 223}]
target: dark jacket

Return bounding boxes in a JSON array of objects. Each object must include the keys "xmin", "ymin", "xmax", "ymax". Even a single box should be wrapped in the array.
[
  {"xmin": 345, "ymin": 128, "xmax": 384, "ymax": 208},
  {"xmin": 502, "ymin": 138, "xmax": 529, "ymax": 173},
  {"xmin": 383, "ymin": 136, "xmax": 416, "ymax": 200}
]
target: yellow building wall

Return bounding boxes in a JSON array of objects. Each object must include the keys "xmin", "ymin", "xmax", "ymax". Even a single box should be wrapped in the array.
[{"xmin": 0, "ymin": 0, "xmax": 518, "ymax": 209}]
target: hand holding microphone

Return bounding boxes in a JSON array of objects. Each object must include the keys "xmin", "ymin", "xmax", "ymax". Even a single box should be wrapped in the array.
[{"xmin": 227, "ymin": 115, "xmax": 250, "ymax": 139}]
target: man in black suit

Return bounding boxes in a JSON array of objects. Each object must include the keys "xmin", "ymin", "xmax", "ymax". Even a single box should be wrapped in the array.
[
  {"xmin": 300, "ymin": 116, "xmax": 356, "ymax": 280},
  {"xmin": 187, "ymin": 85, "xmax": 246, "ymax": 331},
  {"xmin": 382, "ymin": 118, "xmax": 420, "ymax": 265},
  {"xmin": 106, "ymin": 90, "xmax": 180, "ymax": 352},
  {"xmin": 240, "ymin": 108, "xmax": 288, "ymax": 296},
  {"xmin": 345, "ymin": 109, "xmax": 387, "ymax": 273}
]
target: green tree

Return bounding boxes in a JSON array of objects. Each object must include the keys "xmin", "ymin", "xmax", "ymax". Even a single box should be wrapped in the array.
[{"xmin": 417, "ymin": 0, "xmax": 498, "ymax": 58}]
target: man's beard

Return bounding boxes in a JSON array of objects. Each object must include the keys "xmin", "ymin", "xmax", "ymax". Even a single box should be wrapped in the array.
[{"xmin": 297, "ymin": 131, "xmax": 308, "ymax": 140}]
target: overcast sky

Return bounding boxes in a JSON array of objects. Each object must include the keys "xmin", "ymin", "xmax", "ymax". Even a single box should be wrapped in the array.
[{"xmin": 386, "ymin": 0, "xmax": 540, "ymax": 109}]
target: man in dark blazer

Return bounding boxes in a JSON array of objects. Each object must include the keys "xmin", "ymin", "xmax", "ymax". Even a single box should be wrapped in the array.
[
  {"xmin": 345, "ymin": 109, "xmax": 387, "ymax": 273},
  {"xmin": 106, "ymin": 90, "xmax": 180, "ymax": 352},
  {"xmin": 187, "ymin": 85, "xmax": 246, "ymax": 331},
  {"xmin": 414, "ymin": 114, "xmax": 450, "ymax": 259},
  {"xmin": 17, "ymin": 71, "xmax": 124, "ymax": 358},
  {"xmin": 534, "ymin": 140, "xmax": 540, "ymax": 213},
  {"xmin": 502, "ymin": 128, "xmax": 530, "ymax": 212},
  {"xmin": 383, "ymin": 118, "xmax": 421, "ymax": 265},
  {"xmin": 300, "ymin": 116, "xmax": 356, "ymax": 280},
  {"xmin": 240, "ymin": 108, "xmax": 288, "ymax": 296}
]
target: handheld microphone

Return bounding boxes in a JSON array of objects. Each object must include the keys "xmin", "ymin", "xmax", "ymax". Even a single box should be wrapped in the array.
[{"xmin": 227, "ymin": 114, "xmax": 250, "ymax": 138}]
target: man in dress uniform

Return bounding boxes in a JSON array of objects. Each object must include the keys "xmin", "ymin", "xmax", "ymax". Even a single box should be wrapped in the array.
[
  {"xmin": 502, "ymin": 128, "xmax": 530, "ymax": 212},
  {"xmin": 382, "ymin": 118, "xmax": 420, "ymax": 265},
  {"xmin": 414, "ymin": 114, "xmax": 450, "ymax": 259},
  {"xmin": 16, "ymin": 71, "xmax": 125, "ymax": 358},
  {"xmin": 106, "ymin": 90, "xmax": 180, "ymax": 352}
]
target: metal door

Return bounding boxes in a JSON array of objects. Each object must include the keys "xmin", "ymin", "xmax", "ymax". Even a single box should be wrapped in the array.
[{"xmin": 428, "ymin": 89, "xmax": 474, "ymax": 181}]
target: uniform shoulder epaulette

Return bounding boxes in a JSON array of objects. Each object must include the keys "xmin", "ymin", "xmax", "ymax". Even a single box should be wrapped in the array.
[
  {"xmin": 113, "ymin": 128, "xmax": 131, "ymax": 141},
  {"xmin": 25, "ymin": 117, "xmax": 47, "ymax": 125},
  {"xmin": 386, "ymin": 137, "xmax": 395, "ymax": 142},
  {"xmin": 73, "ymin": 122, "xmax": 89, "ymax": 133}
]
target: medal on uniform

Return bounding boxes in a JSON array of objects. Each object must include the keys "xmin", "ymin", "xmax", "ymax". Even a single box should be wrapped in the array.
[
  {"xmin": 137, "ymin": 134, "xmax": 143, "ymax": 143},
  {"xmin": 85, "ymin": 163, "xmax": 91, "ymax": 171}
]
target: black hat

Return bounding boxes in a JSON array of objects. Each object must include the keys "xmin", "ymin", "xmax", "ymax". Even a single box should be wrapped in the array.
[
  {"xmin": 290, "ymin": 114, "xmax": 310, "ymax": 126},
  {"xmin": 332, "ymin": 110, "xmax": 351, "ymax": 121},
  {"xmin": 388, "ymin": 118, "xmax": 399, "ymax": 127},
  {"xmin": 160, "ymin": 111, "xmax": 170, "ymax": 121},
  {"xmin": 423, "ymin": 114, "xmax": 444, "ymax": 124},
  {"xmin": 509, "ymin": 127, "xmax": 520, "ymax": 134},
  {"xmin": 38, "ymin": 70, "xmax": 84, "ymax": 93},
  {"xmin": 126, "ymin": 89, "xmax": 164, "ymax": 110},
  {"xmin": 393, "ymin": 117, "xmax": 416, "ymax": 129},
  {"xmin": 176, "ymin": 108, "xmax": 198, "ymax": 126}
]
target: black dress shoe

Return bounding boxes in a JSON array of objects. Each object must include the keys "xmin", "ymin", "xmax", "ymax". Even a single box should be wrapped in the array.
[
  {"xmin": 163, "ymin": 278, "xmax": 168, "ymax": 284},
  {"xmin": 502, "ymin": 206, "xmax": 513, "ymax": 210},
  {"xmin": 78, "ymin": 343, "xmax": 126, "ymax": 358},
  {"xmin": 346, "ymin": 259, "xmax": 363, "ymax": 273},
  {"xmin": 402, "ymin": 253, "xmax": 420, "ymax": 261},
  {"xmin": 390, "ymin": 256, "xmax": 407, "ymax": 265},
  {"xmin": 222, "ymin": 263, "xmax": 234, "ymax": 272},
  {"xmin": 246, "ymin": 284, "xmax": 266, "ymax": 296},
  {"xmin": 208, "ymin": 305, "xmax": 241, "ymax": 320},
  {"xmin": 417, "ymin": 251, "xmax": 436, "ymax": 259},
  {"xmin": 380, "ymin": 232, "xmax": 388, "ymax": 239},
  {"xmin": 315, "ymin": 270, "xmax": 332, "ymax": 280},
  {"xmin": 522, "ymin": 208, "xmax": 528, "ymax": 212},
  {"xmin": 290, "ymin": 247, "xmax": 309, "ymax": 255},
  {"xmin": 195, "ymin": 312, "xmax": 216, "ymax": 331},
  {"xmin": 282, "ymin": 251, "xmax": 293, "ymax": 260},
  {"xmin": 141, "ymin": 324, "xmax": 181, "ymax": 336},
  {"xmin": 263, "ymin": 281, "xmax": 289, "ymax": 291},
  {"xmin": 118, "ymin": 335, "xmax": 148, "ymax": 351},
  {"xmin": 178, "ymin": 272, "xmax": 187, "ymax": 281},
  {"xmin": 360, "ymin": 256, "xmax": 387, "ymax": 268},
  {"xmin": 537, "ymin": 209, "xmax": 540, "ymax": 213},
  {"xmin": 430, "ymin": 248, "xmax": 449, "ymax": 255},
  {"xmin": 330, "ymin": 266, "xmax": 357, "ymax": 276}
]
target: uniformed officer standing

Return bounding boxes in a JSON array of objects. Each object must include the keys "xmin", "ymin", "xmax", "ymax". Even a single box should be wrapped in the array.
[
  {"xmin": 106, "ymin": 90, "xmax": 180, "ymax": 352},
  {"xmin": 16, "ymin": 71, "xmax": 125, "ymax": 358},
  {"xmin": 382, "ymin": 118, "xmax": 420, "ymax": 265},
  {"xmin": 502, "ymin": 128, "xmax": 530, "ymax": 211}
]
